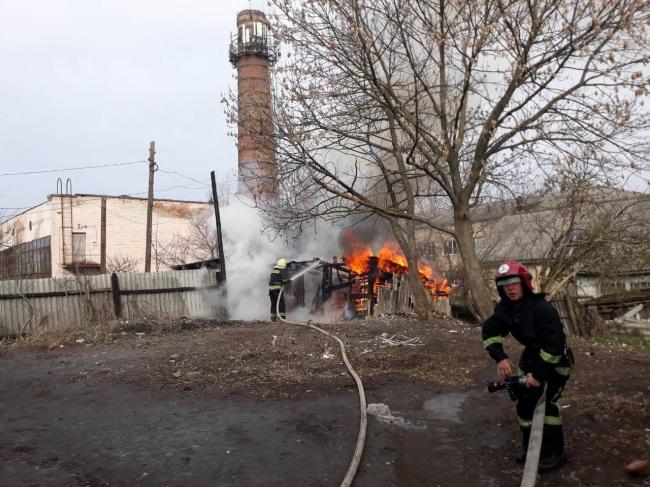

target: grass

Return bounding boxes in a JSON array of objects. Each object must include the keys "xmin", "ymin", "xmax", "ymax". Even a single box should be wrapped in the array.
[
  {"xmin": 0, "ymin": 320, "xmax": 121, "ymax": 349},
  {"xmin": 590, "ymin": 334, "xmax": 650, "ymax": 350},
  {"xmin": 0, "ymin": 317, "xmax": 222, "ymax": 350}
]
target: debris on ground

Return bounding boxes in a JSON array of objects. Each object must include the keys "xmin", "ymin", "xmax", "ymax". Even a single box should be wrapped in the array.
[
  {"xmin": 624, "ymin": 459, "xmax": 650, "ymax": 477},
  {"xmin": 1, "ymin": 315, "xmax": 648, "ymax": 486}
]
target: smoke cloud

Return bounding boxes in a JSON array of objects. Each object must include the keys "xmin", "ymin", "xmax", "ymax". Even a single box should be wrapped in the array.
[{"xmin": 214, "ymin": 195, "xmax": 344, "ymax": 320}]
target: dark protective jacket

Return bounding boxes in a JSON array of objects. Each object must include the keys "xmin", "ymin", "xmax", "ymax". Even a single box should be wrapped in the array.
[
  {"xmin": 268, "ymin": 265, "xmax": 289, "ymax": 291},
  {"xmin": 482, "ymin": 292, "xmax": 569, "ymax": 382}
]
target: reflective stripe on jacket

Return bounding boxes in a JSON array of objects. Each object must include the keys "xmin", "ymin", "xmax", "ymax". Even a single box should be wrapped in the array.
[
  {"xmin": 482, "ymin": 292, "xmax": 569, "ymax": 381},
  {"xmin": 268, "ymin": 265, "xmax": 289, "ymax": 290}
]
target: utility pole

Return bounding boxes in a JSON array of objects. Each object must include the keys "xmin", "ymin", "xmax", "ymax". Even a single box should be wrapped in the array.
[
  {"xmin": 144, "ymin": 141, "xmax": 156, "ymax": 272},
  {"xmin": 211, "ymin": 171, "xmax": 229, "ymax": 319},
  {"xmin": 211, "ymin": 171, "xmax": 227, "ymax": 286}
]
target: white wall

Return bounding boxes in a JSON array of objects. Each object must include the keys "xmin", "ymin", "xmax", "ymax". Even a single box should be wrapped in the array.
[
  {"xmin": 0, "ymin": 200, "xmax": 52, "ymax": 247},
  {"xmin": 2, "ymin": 195, "xmax": 213, "ymax": 278}
]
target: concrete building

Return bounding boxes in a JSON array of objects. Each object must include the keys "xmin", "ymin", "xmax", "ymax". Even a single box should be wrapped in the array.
[
  {"xmin": 415, "ymin": 188, "xmax": 650, "ymax": 300},
  {"xmin": 0, "ymin": 193, "xmax": 212, "ymax": 279}
]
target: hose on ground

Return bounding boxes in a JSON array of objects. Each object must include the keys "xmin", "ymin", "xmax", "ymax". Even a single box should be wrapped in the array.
[
  {"xmin": 276, "ymin": 283, "xmax": 367, "ymax": 487},
  {"xmin": 520, "ymin": 384, "xmax": 547, "ymax": 487},
  {"xmin": 275, "ymin": 262, "xmax": 543, "ymax": 486}
]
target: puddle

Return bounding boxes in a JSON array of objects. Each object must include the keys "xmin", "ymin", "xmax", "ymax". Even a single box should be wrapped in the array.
[
  {"xmin": 367, "ymin": 403, "xmax": 425, "ymax": 430},
  {"xmin": 422, "ymin": 393, "xmax": 468, "ymax": 423}
]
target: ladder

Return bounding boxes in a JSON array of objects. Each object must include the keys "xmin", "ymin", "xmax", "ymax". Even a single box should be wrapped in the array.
[{"xmin": 57, "ymin": 179, "xmax": 74, "ymax": 266}]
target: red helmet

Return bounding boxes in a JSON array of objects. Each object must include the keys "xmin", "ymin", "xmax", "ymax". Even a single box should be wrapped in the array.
[{"xmin": 495, "ymin": 260, "xmax": 533, "ymax": 291}]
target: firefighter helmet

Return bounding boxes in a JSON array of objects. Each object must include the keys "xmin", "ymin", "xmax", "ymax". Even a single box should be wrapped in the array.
[
  {"xmin": 495, "ymin": 260, "xmax": 533, "ymax": 291},
  {"xmin": 276, "ymin": 258, "xmax": 288, "ymax": 268}
]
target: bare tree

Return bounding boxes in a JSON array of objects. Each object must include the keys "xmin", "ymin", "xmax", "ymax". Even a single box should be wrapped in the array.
[
  {"xmin": 475, "ymin": 172, "xmax": 650, "ymax": 298},
  {"xmin": 218, "ymin": 170, "xmax": 237, "ymax": 207},
  {"xmin": 0, "ymin": 212, "xmax": 14, "ymax": 251},
  {"xmin": 206, "ymin": 170, "xmax": 238, "ymax": 208},
  {"xmin": 106, "ymin": 253, "xmax": 140, "ymax": 273},
  {"xmin": 154, "ymin": 210, "xmax": 219, "ymax": 267},
  {"xmin": 530, "ymin": 185, "xmax": 650, "ymax": 297},
  {"xmin": 227, "ymin": 0, "xmax": 650, "ymax": 319}
]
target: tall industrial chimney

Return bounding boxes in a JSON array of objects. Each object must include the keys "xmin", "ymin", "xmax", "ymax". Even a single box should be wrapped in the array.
[{"xmin": 229, "ymin": 9, "xmax": 278, "ymax": 201}]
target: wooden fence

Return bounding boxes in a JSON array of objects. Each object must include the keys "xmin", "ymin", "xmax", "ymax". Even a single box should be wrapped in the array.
[
  {"xmin": 0, "ymin": 269, "xmax": 225, "ymax": 337},
  {"xmin": 549, "ymin": 293, "xmax": 650, "ymax": 338},
  {"xmin": 374, "ymin": 275, "xmax": 451, "ymax": 317}
]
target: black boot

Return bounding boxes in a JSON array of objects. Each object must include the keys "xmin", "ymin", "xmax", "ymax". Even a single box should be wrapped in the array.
[
  {"xmin": 539, "ymin": 425, "xmax": 566, "ymax": 473},
  {"xmin": 515, "ymin": 451, "xmax": 527, "ymax": 465},
  {"xmin": 515, "ymin": 427, "xmax": 531, "ymax": 464},
  {"xmin": 538, "ymin": 453, "xmax": 567, "ymax": 473}
]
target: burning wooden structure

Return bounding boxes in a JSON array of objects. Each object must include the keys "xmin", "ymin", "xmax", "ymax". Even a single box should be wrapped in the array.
[{"xmin": 285, "ymin": 243, "xmax": 452, "ymax": 319}]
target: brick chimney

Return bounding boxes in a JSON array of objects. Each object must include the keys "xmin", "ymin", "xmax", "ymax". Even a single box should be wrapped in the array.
[{"xmin": 229, "ymin": 9, "xmax": 278, "ymax": 201}]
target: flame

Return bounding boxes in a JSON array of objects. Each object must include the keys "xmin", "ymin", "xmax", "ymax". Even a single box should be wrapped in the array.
[
  {"xmin": 344, "ymin": 246, "xmax": 373, "ymax": 274},
  {"xmin": 418, "ymin": 262, "xmax": 452, "ymax": 295},
  {"xmin": 377, "ymin": 244, "xmax": 407, "ymax": 273},
  {"xmin": 342, "ymin": 241, "xmax": 451, "ymax": 297}
]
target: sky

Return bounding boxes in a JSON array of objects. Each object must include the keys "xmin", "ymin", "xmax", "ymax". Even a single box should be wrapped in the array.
[
  {"xmin": 2, "ymin": 0, "xmax": 647, "ymax": 220},
  {"xmin": 0, "ymin": 0, "xmax": 263, "ymax": 219}
]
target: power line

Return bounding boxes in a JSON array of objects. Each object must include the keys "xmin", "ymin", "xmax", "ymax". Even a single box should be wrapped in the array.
[
  {"xmin": 157, "ymin": 169, "xmax": 210, "ymax": 187},
  {"xmin": 0, "ymin": 160, "xmax": 147, "ymax": 177},
  {"xmin": 127, "ymin": 184, "xmax": 206, "ymax": 196}
]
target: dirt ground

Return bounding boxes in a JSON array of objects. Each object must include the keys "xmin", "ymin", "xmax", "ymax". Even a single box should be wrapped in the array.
[{"xmin": 1, "ymin": 315, "xmax": 648, "ymax": 487}]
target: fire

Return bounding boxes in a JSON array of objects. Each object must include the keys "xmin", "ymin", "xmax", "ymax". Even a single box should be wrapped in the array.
[
  {"xmin": 345, "ymin": 247, "xmax": 373, "ymax": 274},
  {"xmin": 418, "ymin": 262, "xmax": 453, "ymax": 295},
  {"xmin": 378, "ymin": 244, "xmax": 407, "ymax": 270},
  {"xmin": 342, "ymin": 241, "xmax": 451, "ymax": 297}
]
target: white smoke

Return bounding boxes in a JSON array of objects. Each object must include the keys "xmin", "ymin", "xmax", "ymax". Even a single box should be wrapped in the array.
[{"xmin": 215, "ymin": 195, "xmax": 343, "ymax": 320}]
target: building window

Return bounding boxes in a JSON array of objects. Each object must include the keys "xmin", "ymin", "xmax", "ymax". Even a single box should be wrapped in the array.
[
  {"xmin": 418, "ymin": 242, "xmax": 436, "ymax": 259},
  {"xmin": 630, "ymin": 281, "xmax": 650, "ymax": 291},
  {"xmin": 444, "ymin": 239, "xmax": 459, "ymax": 256},
  {"xmin": 566, "ymin": 228, "xmax": 587, "ymax": 245},
  {"xmin": 0, "ymin": 236, "xmax": 51, "ymax": 280},
  {"xmin": 600, "ymin": 280, "xmax": 626, "ymax": 296}
]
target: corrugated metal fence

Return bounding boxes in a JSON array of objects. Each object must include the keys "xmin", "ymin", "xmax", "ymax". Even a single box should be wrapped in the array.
[{"xmin": 0, "ymin": 269, "xmax": 222, "ymax": 336}]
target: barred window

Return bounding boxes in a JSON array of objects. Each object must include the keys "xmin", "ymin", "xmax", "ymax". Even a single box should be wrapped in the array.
[
  {"xmin": 0, "ymin": 236, "xmax": 51, "ymax": 279},
  {"xmin": 418, "ymin": 242, "xmax": 436, "ymax": 258},
  {"xmin": 444, "ymin": 239, "xmax": 459, "ymax": 255}
]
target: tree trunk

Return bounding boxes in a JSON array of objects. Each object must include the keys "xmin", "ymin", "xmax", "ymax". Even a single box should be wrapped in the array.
[
  {"xmin": 389, "ymin": 219, "xmax": 432, "ymax": 321},
  {"xmin": 454, "ymin": 209, "xmax": 494, "ymax": 321},
  {"xmin": 406, "ymin": 260, "xmax": 432, "ymax": 320}
]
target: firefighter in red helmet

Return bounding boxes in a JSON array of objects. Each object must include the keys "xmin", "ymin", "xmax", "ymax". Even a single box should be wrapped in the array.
[{"xmin": 482, "ymin": 260, "xmax": 574, "ymax": 473}]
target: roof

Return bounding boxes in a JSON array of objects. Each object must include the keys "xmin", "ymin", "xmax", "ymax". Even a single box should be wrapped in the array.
[
  {"xmin": 49, "ymin": 193, "xmax": 210, "ymax": 205},
  {"xmin": 472, "ymin": 187, "xmax": 648, "ymax": 222},
  {"xmin": 1, "ymin": 193, "xmax": 211, "ymax": 223},
  {"xmin": 477, "ymin": 189, "xmax": 650, "ymax": 269},
  {"xmin": 170, "ymin": 258, "xmax": 222, "ymax": 271},
  {"xmin": 588, "ymin": 288, "xmax": 650, "ymax": 304}
]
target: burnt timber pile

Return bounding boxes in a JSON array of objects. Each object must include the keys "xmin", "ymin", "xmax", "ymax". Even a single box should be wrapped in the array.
[{"xmin": 285, "ymin": 255, "xmax": 451, "ymax": 319}]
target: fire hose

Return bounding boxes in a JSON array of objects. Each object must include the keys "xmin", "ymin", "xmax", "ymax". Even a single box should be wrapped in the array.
[
  {"xmin": 275, "ymin": 261, "xmax": 367, "ymax": 487},
  {"xmin": 488, "ymin": 377, "xmax": 548, "ymax": 485},
  {"xmin": 521, "ymin": 384, "xmax": 547, "ymax": 487}
]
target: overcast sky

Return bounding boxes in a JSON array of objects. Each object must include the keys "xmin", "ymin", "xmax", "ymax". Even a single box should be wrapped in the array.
[{"xmin": 0, "ymin": 0, "xmax": 263, "ymax": 218}]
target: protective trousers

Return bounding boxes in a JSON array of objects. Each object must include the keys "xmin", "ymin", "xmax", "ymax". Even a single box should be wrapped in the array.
[
  {"xmin": 269, "ymin": 289, "xmax": 286, "ymax": 321},
  {"xmin": 516, "ymin": 376, "xmax": 568, "ymax": 457}
]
